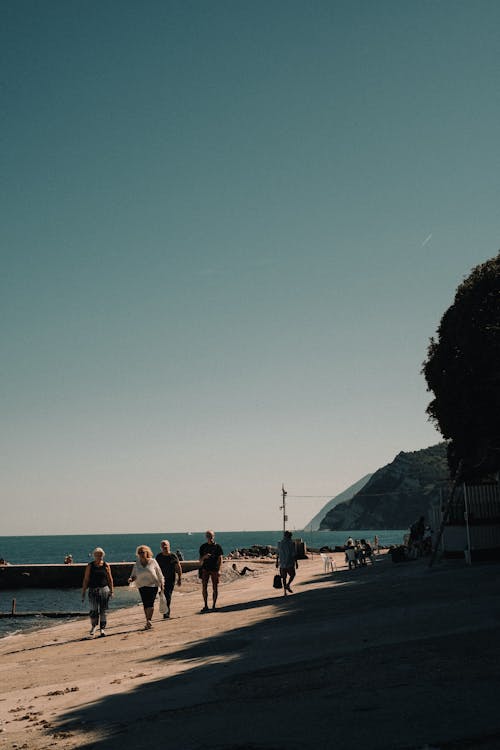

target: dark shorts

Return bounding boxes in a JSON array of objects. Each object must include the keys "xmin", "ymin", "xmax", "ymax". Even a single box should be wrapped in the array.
[
  {"xmin": 201, "ymin": 569, "xmax": 219, "ymax": 584},
  {"xmin": 138, "ymin": 586, "xmax": 158, "ymax": 608},
  {"xmin": 279, "ymin": 566, "xmax": 295, "ymax": 576}
]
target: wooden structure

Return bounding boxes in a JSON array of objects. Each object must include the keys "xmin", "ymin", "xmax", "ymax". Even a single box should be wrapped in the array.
[{"xmin": 431, "ymin": 480, "xmax": 500, "ymax": 561}]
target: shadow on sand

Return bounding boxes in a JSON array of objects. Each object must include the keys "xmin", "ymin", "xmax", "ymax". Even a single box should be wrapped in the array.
[{"xmin": 50, "ymin": 558, "xmax": 500, "ymax": 750}]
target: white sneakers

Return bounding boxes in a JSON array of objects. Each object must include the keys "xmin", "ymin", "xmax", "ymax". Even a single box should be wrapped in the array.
[{"xmin": 89, "ymin": 626, "xmax": 106, "ymax": 638}]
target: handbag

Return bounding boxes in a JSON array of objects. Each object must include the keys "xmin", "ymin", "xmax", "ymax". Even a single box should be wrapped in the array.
[
  {"xmin": 273, "ymin": 574, "xmax": 282, "ymax": 589},
  {"xmin": 158, "ymin": 591, "xmax": 168, "ymax": 614}
]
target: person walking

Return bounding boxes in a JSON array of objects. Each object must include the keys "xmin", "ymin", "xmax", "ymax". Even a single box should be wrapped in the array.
[
  {"xmin": 128, "ymin": 545, "xmax": 164, "ymax": 629},
  {"xmin": 155, "ymin": 540, "xmax": 182, "ymax": 619},
  {"xmin": 199, "ymin": 530, "xmax": 223, "ymax": 612},
  {"xmin": 276, "ymin": 530, "xmax": 297, "ymax": 595},
  {"xmin": 81, "ymin": 547, "xmax": 114, "ymax": 638}
]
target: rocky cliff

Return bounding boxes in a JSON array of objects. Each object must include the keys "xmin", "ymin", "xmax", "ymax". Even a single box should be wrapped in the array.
[
  {"xmin": 319, "ymin": 443, "xmax": 449, "ymax": 530},
  {"xmin": 305, "ymin": 473, "xmax": 373, "ymax": 531}
]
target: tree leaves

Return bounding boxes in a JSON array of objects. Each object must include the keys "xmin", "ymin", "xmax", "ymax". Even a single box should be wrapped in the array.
[{"xmin": 422, "ymin": 251, "xmax": 500, "ymax": 481}]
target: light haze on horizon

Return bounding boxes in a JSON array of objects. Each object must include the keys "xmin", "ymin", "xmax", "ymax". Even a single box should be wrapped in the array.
[{"xmin": 2, "ymin": 1, "xmax": 499, "ymax": 535}]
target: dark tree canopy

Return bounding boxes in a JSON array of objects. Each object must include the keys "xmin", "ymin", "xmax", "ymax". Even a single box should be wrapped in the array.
[{"xmin": 423, "ymin": 252, "xmax": 500, "ymax": 481}]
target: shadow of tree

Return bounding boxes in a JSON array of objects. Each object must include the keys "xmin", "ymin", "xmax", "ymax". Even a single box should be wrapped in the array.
[
  {"xmin": 51, "ymin": 567, "xmax": 374, "ymax": 746},
  {"xmin": 48, "ymin": 558, "xmax": 500, "ymax": 750}
]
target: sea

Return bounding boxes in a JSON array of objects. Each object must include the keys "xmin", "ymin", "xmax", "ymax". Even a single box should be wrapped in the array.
[{"xmin": 0, "ymin": 529, "xmax": 405, "ymax": 638}]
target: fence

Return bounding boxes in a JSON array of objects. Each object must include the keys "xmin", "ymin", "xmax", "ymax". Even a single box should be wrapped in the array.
[
  {"xmin": 445, "ymin": 482, "xmax": 500, "ymax": 525},
  {"xmin": 433, "ymin": 480, "xmax": 500, "ymax": 561}
]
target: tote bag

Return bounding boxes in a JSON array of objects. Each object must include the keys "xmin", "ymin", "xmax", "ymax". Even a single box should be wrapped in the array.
[{"xmin": 158, "ymin": 591, "xmax": 168, "ymax": 614}]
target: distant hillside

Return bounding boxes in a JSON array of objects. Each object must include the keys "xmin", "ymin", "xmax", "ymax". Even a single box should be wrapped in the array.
[
  {"xmin": 319, "ymin": 443, "xmax": 449, "ymax": 530},
  {"xmin": 304, "ymin": 474, "xmax": 373, "ymax": 531}
]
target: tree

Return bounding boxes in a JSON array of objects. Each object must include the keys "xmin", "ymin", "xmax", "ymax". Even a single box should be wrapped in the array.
[{"xmin": 423, "ymin": 251, "xmax": 500, "ymax": 481}]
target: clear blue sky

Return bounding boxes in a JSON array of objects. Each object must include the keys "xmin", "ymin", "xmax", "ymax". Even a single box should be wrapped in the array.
[{"xmin": 2, "ymin": 1, "xmax": 499, "ymax": 534}]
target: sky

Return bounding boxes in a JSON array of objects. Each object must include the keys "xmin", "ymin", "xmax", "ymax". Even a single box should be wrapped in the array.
[{"xmin": 2, "ymin": 0, "xmax": 499, "ymax": 535}]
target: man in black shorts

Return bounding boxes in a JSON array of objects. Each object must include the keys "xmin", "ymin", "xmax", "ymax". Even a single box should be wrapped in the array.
[
  {"xmin": 155, "ymin": 540, "xmax": 182, "ymax": 619},
  {"xmin": 199, "ymin": 530, "xmax": 223, "ymax": 612}
]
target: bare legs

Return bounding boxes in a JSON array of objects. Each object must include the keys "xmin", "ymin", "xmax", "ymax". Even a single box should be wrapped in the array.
[
  {"xmin": 202, "ymin": 578, "xmax": 209, "ymax": 610},
  {"xmin": 212, "ymin": 580, "xmax": 218, "ymax": 609},
  {"xmin": 280, "ymin": 567, "xmax": 296, "ymax": 596},
  {"xmin": 201, "ymin": 572, "xmax": 219, "ymax": 611},
  {"xmin": 137, "ymin": 586, "xmax": 158, "ymax": 629},
  {"xmin": 144, "ymin": 606, "xmax": 154, "ymax": 628}
]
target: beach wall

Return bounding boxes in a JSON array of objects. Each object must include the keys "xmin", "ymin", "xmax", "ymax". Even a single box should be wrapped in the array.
[
  {"xmin": 0, "ymin": 561, "xmax": 201, "ymax": 590},
  {"xmin": 440, "ymin": 524, "xmax": 500, "ymax": 561}
]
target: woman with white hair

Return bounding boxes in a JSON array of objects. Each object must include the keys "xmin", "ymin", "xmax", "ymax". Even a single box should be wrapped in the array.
[
  {"xmin": 128, "ymin": 545, "xmax": 165, "ymax": 629},
  {"xmin": 81, "ymin": 547, "xmax": 114, "ymax": 638}
]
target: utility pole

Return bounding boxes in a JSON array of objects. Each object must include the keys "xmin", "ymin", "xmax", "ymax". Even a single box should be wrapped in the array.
[{"xmin": 280, "ymin": 484, "xmax": 288, "ymax": 534}]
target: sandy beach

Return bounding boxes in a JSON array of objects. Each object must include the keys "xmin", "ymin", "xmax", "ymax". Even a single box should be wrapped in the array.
[{"xmin": 2, "ymin": 552, "xmax": 500, "ymax": 750}]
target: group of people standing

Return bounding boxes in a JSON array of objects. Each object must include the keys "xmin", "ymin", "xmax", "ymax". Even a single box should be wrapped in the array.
[
  {"xmin": 408, "ymin": 516, "xmax": 433, "ymax": 556},
  {"xmin": 81, "ymin": 531, "xmax": 223, "ymax": 637},
  {"xmin": 344, "ymin": 537, "xmax": 375, "ymax": 569}
]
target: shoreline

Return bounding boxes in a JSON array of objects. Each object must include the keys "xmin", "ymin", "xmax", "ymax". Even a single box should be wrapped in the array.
[{"xmin": 0, "ymin": 561, "xmax": 274, "ymax": 639}]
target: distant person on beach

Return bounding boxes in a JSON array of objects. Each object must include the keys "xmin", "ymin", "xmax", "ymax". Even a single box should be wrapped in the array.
[
  {"xmin": 175, "ymin": 549, "xmax": 184, "ymax": 561},
  {"xmin": 360, "ymin": 539, "xmax": 374, "ymax": 565},
  {"xmin": 129, "ymin": 545, "xmax": 165, "ymax": 630},
  {"xmin": 199, "ymin": 530, "xmax": 223, "ymax": 612},
  {"xmin": 422, "ymin": 525, "xmax": 433, "ymax": 555},
  {"xmin": 345, "ymin": 540, "xmax": 357, "ymax": 570},
  {"xmin": 155, "ymin": 540, "xmax": 182, "ymax": 619},
  {"xmin": 81, "ymin": 547, "xmax": 114, "ymax": 638},
  {"xmin": 355, "ymin": 540, "xmax": 364, "ymax": 566},
  {"xmin": 231, "ymin": 563, "xmax": 255, "ymax": 576},
  {"xmin": 410, "ymin": 516, "xmax": 425, "ymax": 543},
  {"xmin": 373, "ymin": 535, "xmax": 380, "ymax": 554},
  {"xmin": 409, "ymin": 516, "xmax": 426, "ymax": 556},
  {"xmin": 276, "ymin": 530, "xmax": 297, "ymax": 595},
  {"xmin": 64, "ymin": 554, "xmax": 73, "ymax": 564}
]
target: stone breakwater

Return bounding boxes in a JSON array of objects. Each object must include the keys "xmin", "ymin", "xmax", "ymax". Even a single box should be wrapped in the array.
[
  {"xmin": 0, "ymin": 561, "xmax": 201, "ymax": 589},
  {"xmin": 229, "ymin": 541, "xmax": 307, "ymax": 559}
]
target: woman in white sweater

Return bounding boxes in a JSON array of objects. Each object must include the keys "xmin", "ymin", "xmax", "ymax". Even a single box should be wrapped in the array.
[{"xmin": 128, "ymin": 545, "xmax": 164, "ymax": 629}]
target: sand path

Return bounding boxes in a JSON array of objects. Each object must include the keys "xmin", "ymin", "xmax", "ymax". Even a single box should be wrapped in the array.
[{"xmin": 2, "ymin": 553, "xmax": 500, "ymax": 750}]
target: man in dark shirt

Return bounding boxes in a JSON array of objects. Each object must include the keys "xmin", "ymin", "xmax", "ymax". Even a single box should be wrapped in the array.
[
  {"xmin": 155, "ymin": 540, "xmax": 182, "ymax": 619},
  {"xmin": 199, "ymin": 529, "xmax": 223, "ymax": 612}
]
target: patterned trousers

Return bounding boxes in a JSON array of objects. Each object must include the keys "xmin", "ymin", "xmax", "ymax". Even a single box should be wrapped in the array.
[{"xmin": 88, "ymin": 586, "xmax": 111, "ymax": 628}]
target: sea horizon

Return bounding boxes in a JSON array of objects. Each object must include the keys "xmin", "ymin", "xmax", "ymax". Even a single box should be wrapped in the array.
[
  {"xmin": 0, "ymin": 526, "xmax": 408, "ymax": 538},
  {"xmin": 0, "ymin": 528, "xmax": 406, "ymax": 565}
]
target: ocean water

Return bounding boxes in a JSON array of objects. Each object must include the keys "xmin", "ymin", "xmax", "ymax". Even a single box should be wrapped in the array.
[{"xmin": 0, "ymin": 529, "xmax": 405, "ymax": 638}]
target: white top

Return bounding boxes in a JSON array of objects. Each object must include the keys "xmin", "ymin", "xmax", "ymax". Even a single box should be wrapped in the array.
[{"xmin": 131, "ymin": 558, "xmax": 164, "ymax": 588}]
